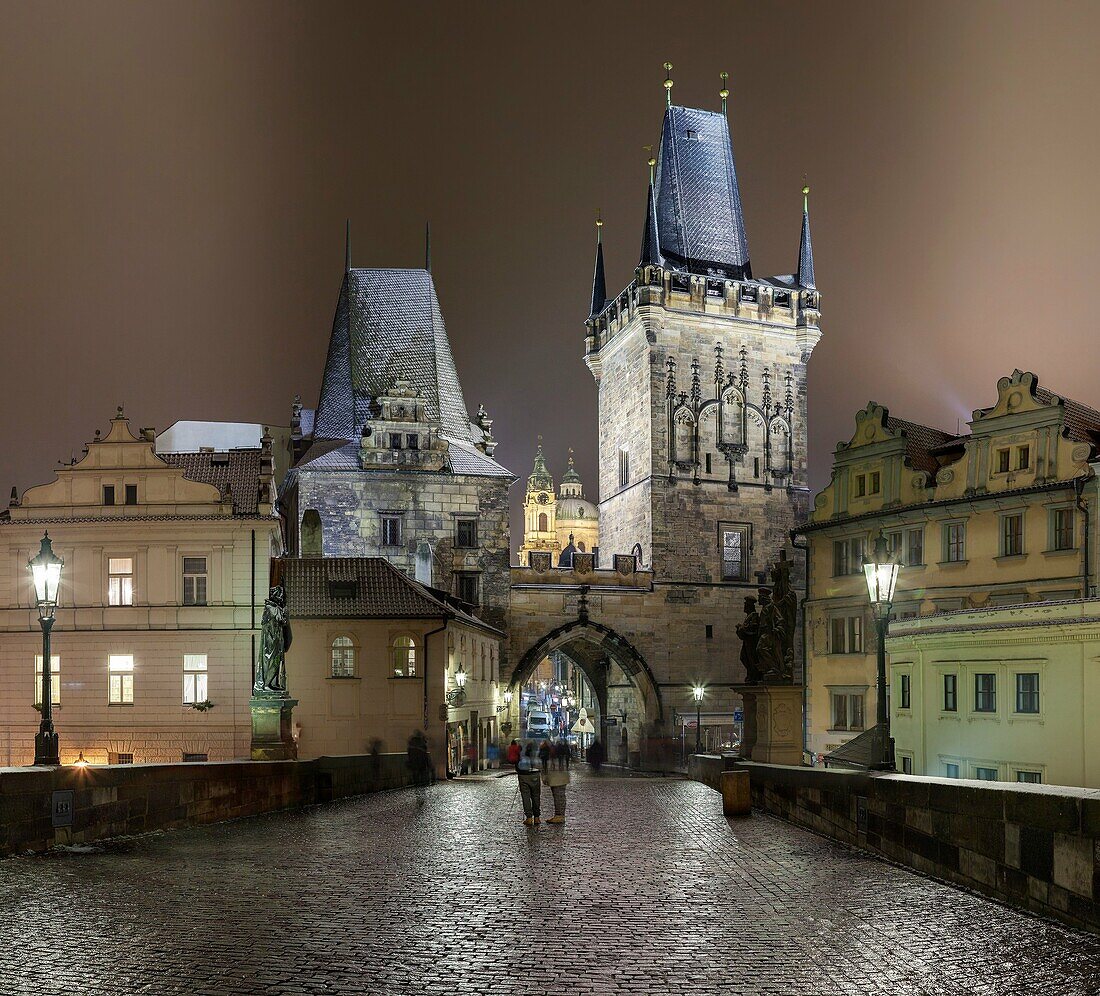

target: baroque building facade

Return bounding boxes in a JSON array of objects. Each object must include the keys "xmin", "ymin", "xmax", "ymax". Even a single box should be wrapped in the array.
[
  {"xmin": 0, "ymin": 411, "xmax": 280, "ymax": 764},
  {"xmin": 518, "ymin": 444, "xmax": 599, "ymax": 564},
  {"xmin": 798, "ymin": 370, "xmax": 1100, "ymax": 760}
]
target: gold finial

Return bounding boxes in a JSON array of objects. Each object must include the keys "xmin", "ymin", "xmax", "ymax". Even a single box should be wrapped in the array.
[
  {"xmin": 663, "ymin": 62, "xmax": 673, "ymax": 107},
  {"xmin": 802, "ymin": 181, "xmax": 810, "ymax": 213},
  {"xmin": 719, "ymin": 71, "xmax": 729, "ymax": 113},
  {"xmin": 595, "ymin": 209, "xmax": 603, "ymax": 243},
  {"xmin": 568, "ymin": 447, "xmax": 575, "ymax": 464},
  {"xmin": 644, "ymin": 145, "xmax": 656, "ymax": 184}
]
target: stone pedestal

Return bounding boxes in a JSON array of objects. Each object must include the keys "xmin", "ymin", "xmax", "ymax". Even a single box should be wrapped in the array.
[
  {"xmin": 250, "ymin": 695, "xmax": 298, "ymax": 761},
  {"xmin": 735, "ymin": 684, "xmax": 803, "ymax": 766}
]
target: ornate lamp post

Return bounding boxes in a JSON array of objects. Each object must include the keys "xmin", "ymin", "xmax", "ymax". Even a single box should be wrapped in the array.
[
  {"xmin": 692, "ymin": 684, "xmax": 705, "ymax": 754},
  {"xmin": 863, "ymin": 531, "xmax": 901, "ymax": 770},
  {"xmin": 28, "ymin": 532, "xmax": 63, "ymax": 766},
  {"xmin": 454, "ymin": 663, "xmax": 468, "ymax": 689}
]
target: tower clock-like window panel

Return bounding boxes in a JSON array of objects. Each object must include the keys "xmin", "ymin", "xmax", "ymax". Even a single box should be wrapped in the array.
[{"xmin": 720, "ymin": 525, "xmax": 749, "ymax": 581}]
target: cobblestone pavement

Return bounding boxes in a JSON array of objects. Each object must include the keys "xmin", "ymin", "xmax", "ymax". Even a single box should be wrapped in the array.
[{"xmin": 0, "ymin": 772, "xmax": 1098, "ymax": 996}]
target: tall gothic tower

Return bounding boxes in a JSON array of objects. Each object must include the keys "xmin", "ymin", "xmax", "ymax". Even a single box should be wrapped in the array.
[{"xmin": 585, "ymin": 86, "xmax": 821, "ymax": 589}]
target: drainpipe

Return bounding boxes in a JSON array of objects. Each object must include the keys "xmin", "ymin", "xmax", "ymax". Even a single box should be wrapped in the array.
[
  {"xmin": 250, "ymin": 529, "xmax": 256, "ymax": 692},
  {"xmin": 1075, "ymin": 473, "xmax": 1092, "ymax": 598},
  {"xmin": 790, "ymin": 530, "xmax": 811, "ymax": 764},
  {"xmin": 423, "ymin": 620, "xmax": 450, "ymax": 737}
]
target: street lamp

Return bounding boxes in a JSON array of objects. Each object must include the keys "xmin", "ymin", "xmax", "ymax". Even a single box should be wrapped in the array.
[
  {"xmin": 454, "ymin": 664, "xmax": 468, "ymax": 688},
  {"xmin": 692, "ymin": 684, "xmax": 705, "ymax": 754},
  {"xmin": 28, "ymin": 532, "xmax": 63, "ymax": 766},
  {"xmin": 863, "ymin": 530, "xmax": 901, "ymax": 770},
  {"xmin": 503, "ymin": 689, "xmax": 513, "ymax": 707}
]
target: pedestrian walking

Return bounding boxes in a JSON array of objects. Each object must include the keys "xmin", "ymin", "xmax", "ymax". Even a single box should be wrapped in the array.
[
  {"xmin": 506, "ymin": 739, "xmax": 521, "ymax": 767},
  {"xmin": 544, "ymin": 751, "xmax": 570, "ymax": 824},
  {"xmin": 407, "ymin": 729, "xmax": 432, "ymax": 802},
  {"xmin": 538, "ymin": 739, "xmax": 551, "ymax": 771},
  {"xmin": 516, "ymin": 742, "xmax": 543, "ymax": 826},
  {"xmin": 586, "ymin": 737, "xmax": 605, "ymax": 774}
]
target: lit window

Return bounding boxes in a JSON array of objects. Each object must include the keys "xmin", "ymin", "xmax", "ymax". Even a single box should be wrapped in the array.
[
  {"xmin": 1015, "ymin": 672, "xmax": 1039, "ymax": 714},
  {"xmin": 943, "ymin": 673, "xmax": 957, "ymax": 712},
  {"xmin": 108, "ymin": 558, "xmax": 134, "ymax": 606},
  {"xmin": 109, "ymin": 655, "xmax": 134, "ymax": 704},
  {"xmin": 34, "ymin": 655, "xmax": 60, "ymax": 707},
  {"xmin": 331, "ymin": 637, "xmax": 356, "ymax": 678},
  {"xmin": 721, "ymin": 526, "xmax": 749, "ymax": 581},
  {"xmin": 182, "ymin": 557, "xmax": 208, "ymax": 606},
  {"xmin": 974, "ymin": 673, "xmax": 996, "ymax": 713},
  {"xmin": 393, "ymin": 636, "xmax": 417, "ymax": 677},
  {"xmin": 183, "ymin": 654, "xmax": 208, "ymax": 703}
]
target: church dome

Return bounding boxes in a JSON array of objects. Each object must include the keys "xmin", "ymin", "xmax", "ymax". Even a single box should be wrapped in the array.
[{"xmin": 556, "ymin": 496, "xmax": 597, "ymax": 521}]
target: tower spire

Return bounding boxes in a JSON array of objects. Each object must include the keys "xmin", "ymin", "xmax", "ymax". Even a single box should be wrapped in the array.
[
  {"xmin": 344, "ymin": 218, "xmax": 351, "ymax": 272},
  {"xmin": 719, "ymin": 72, "xmax": 729, "ymax": 114},
  {"xmin": 425, "ymin": 221, "xmax": 431, "ymax": 272},
  {"xmin": 796, "ymin": 184, "xmax": 815, "ymax": 289},
  {"xmin": 640, "ymin": 178, "xmax": 662, "ymax": 268},
  {"xmin": 663, "ymin": 62, "xmax": 674, "ymax": 107},
  {"xmin": 589, "ymin": 212, "xmax": 607, "ymax": 317}
]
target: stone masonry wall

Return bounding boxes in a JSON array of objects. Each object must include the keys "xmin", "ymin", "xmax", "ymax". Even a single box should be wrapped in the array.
[
  {"xmin": 690, "ymin": 758, "xmax": 1100, "ymax": 934},
  {"xmin": 297, "ymin": 468, "xmax": 511, "ymax": 631},
  {"xmin": 0, "ymin": 753, "xmax": 411, "ymax": 857}
]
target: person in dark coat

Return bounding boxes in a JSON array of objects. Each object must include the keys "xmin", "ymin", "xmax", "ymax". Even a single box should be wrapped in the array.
[{"xmin": 586, "ymin": 738, "xmax": 605, "ymax": 773}]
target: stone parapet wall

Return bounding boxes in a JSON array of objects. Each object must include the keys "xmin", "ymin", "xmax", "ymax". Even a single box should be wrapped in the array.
[
  {"xmin": 0, "ymin": 753, "xmax": 411, "ymax": 856},
  {"xmin": 690, "ymin": 758, "xmax": 1100, "ymax": 933}
]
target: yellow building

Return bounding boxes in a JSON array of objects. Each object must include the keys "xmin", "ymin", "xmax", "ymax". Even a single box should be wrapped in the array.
[
  {"xmin": 798, "ymin": 370, "xmax": 1098, "ymax": 760},
  {"xmin": 887, "ymin": 599, "xmax": 1100, "ymax": 788},
  {"xmin": 518, "ymin": 444, "xmax": 599, "ymax": 564}
]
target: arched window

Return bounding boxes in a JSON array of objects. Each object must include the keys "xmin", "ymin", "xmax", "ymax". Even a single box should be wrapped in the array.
[
  {"xmin": 392, "ymin": 635, "xmax": 417, "ymax": 677},
  {"xmin": 331, "ymin": 636, "xmax": 356, "ymax": 678},
  {"xmin": 538, "ymin": 512, "xmax": 548, "ymax": 532}
]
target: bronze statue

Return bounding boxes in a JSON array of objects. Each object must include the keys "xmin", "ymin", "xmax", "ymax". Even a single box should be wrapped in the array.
[
  {"xmin": 254, "ymin": 585, "xmax": 292, "ymax": 695},
  {"xmin": 735, "ymin": 595, "xmax": 763, "ymax": 684}
]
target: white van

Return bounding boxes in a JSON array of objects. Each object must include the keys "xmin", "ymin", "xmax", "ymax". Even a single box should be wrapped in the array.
[{"xmin": 525, "ymin": 710, "xmax": 552, "ymax": 738}]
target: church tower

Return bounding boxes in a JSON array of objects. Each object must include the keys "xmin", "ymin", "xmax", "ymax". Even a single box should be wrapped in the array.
[
  {"xmin": 518, "ymin": 441, "xmax": 560, "ymax": 563},
  {"xmin": 585, "ymin": 72, "xmax": 821, "ymax": 590}
]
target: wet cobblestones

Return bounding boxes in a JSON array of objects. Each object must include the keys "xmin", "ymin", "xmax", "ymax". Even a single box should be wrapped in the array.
[{"xmin": 0, "ymin": 771, "xmax": 1097, "ymax": 995}]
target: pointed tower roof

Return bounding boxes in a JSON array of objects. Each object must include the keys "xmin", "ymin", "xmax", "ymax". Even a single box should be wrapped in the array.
[
  {"xmin": 796, "ymin": 185, "xmax": 815, "ymax": 289},
  {"xmin": 314, "ymin": 267, "xmax": 472, "ymax": 443},
  {"xmin": 527, "ymin": 441, "xmax": 554, "ymax": 493},
  {"xmin": 589, "ymin": 217, "xmax": 607, "ymax": 318},
  {"xmin": 561, "ymin": 448, "xmax": 581, "ymax": 485},
  {"xmin": 653, "ymin": 105, "xmax": 751, "ymax": 277},
  {"xmin": 639, "ymin": 181, "xmax": 663, "ymax": 267}
]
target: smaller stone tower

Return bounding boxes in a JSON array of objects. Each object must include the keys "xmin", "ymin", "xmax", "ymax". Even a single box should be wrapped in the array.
[{"xmin": 518, "ymin": 442, "xmax": 560, "ymax": 563}]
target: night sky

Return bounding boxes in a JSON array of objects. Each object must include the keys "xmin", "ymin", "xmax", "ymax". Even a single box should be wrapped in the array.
[{"xmin": 3, "ymin": 1, "xmax": 1099, "ymax": 545}]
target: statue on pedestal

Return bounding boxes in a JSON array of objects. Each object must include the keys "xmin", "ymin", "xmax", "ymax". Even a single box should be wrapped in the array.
[
  {"xmin": 254, "ymin": 585, "xmax": 292, "ymax": 695},
  {"xmin": 758, "ymin": 557, "xmax": 796, "ymax": 684},
  {"xmin": 734, "ymin": 595, "xmax": 763, "ymax": 685}
]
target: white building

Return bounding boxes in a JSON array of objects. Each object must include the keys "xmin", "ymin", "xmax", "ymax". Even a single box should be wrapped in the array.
[
  {"xmin": 887, "ymin": 599, "xmax": 1100, "ymax": 788},
  {"xmin": 0, "ymin": 409, "xmax": 280, "ymax": 764}
]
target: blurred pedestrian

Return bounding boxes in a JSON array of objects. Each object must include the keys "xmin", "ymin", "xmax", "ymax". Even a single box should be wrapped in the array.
[
  {"xmin": 586, "ymin": 738, "xmax": 605, "ymax": 774},
  {"xmin": 407, "ymin": 729, "xmax": 432, "ymax": 802},
  {"xmin": 516, "ymin": 742, "xmax": 543, "ymax": 826},
  {"xmin": 538, "ymin": 739, "xmax": 551, "ymax": 771},
  {"xmin": 506, "ymin": 738, "xmax": 521, "ymax": 767},
  {"xmin": 545, "ymin": 753, "xmax": 570, "ymax": 824}
]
